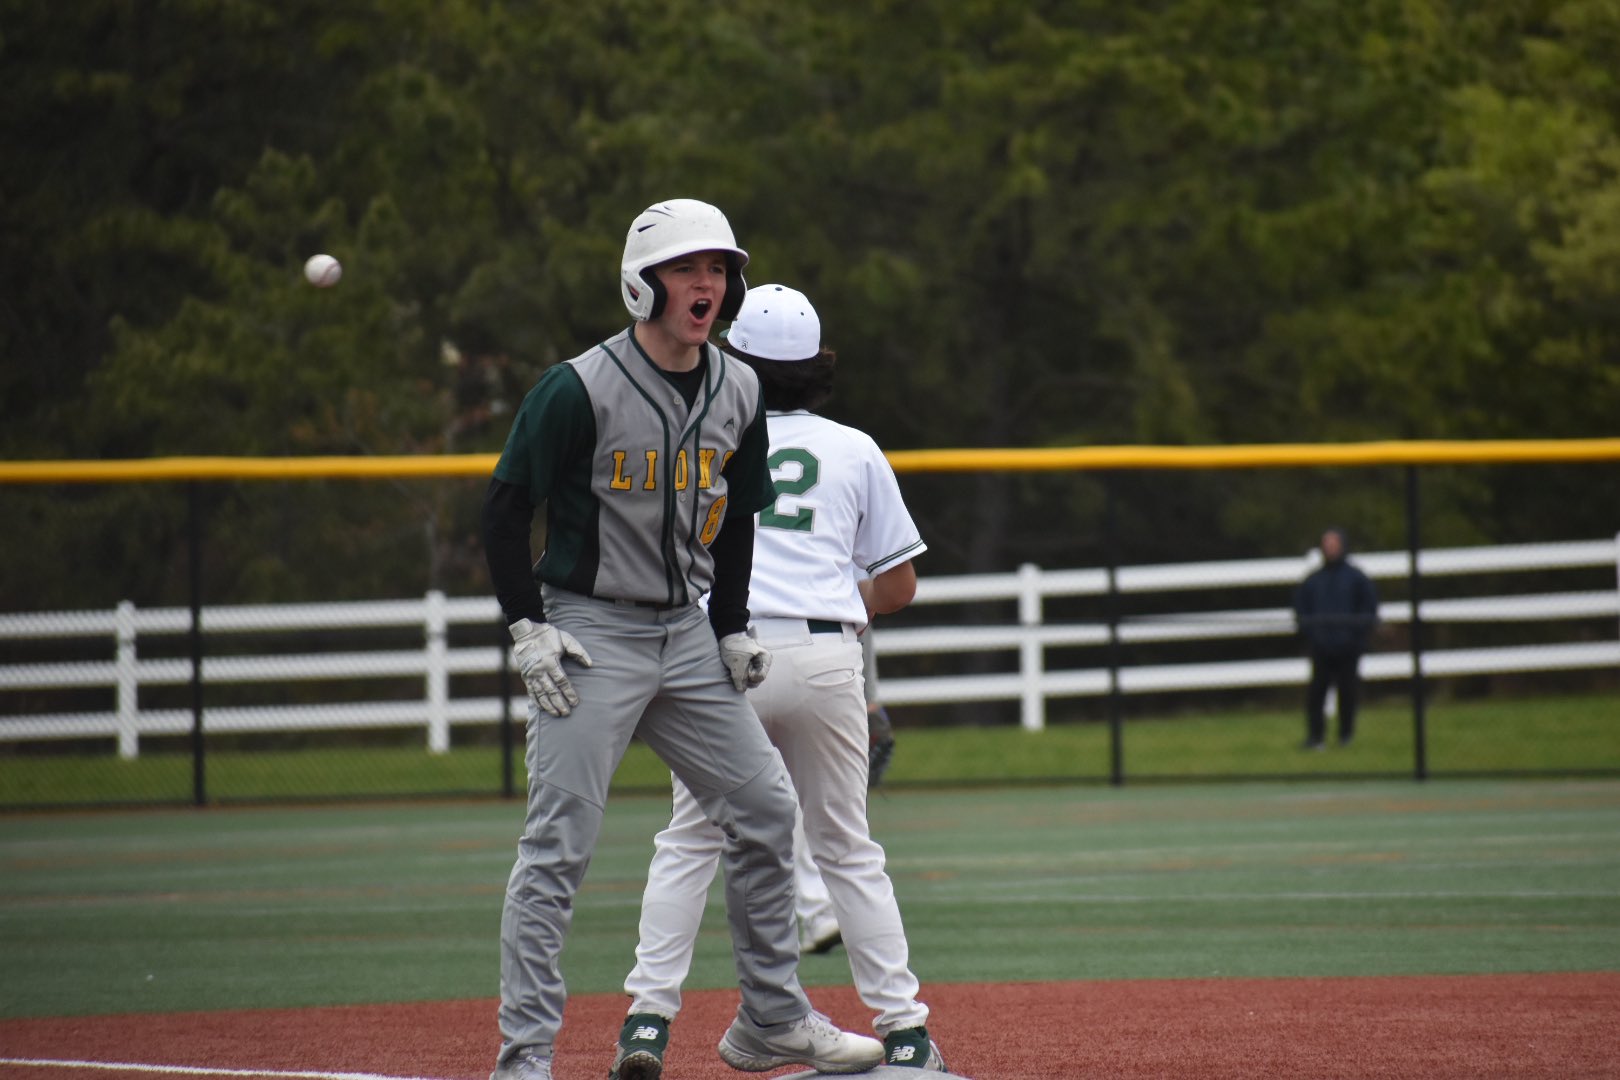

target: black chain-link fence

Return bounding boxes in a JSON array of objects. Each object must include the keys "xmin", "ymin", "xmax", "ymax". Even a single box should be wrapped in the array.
[{"xmin": 3, "ymin": 455, "xmax": 1617, "ymax": 808}]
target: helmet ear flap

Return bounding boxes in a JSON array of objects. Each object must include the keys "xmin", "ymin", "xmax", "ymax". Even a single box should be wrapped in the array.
[
  {"xmin": 638, "ymin": 268, "xmax": 669, "ymax": 320},
  {"xmin": 718, "ymin": 257, "xmax": 747, "ymax": 320}
]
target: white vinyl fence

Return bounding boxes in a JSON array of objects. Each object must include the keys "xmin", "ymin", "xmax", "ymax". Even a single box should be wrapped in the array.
[
  {"xmin": 3, "ymin": 538, "xmax": 1617, "ymax": 757},
  {"xmin": 885, "ymin": 537, "xmax": 1620, "ymax": 731}
]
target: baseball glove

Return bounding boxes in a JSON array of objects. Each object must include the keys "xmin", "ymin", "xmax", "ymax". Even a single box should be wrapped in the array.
[{"xmin": 867, "ymin": 704, "xmax": 895, "ymax": 789}]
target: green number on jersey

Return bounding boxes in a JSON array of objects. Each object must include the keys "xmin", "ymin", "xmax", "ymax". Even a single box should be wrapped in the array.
[{"xmin": 759, "ymin": 447, "xmax": 819, "ymax": 532}]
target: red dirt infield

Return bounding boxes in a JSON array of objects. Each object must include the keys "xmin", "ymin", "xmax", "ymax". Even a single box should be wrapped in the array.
[{"xmin": 2, "ymin": 972, "xmax": 1616, "ymax": 1080}]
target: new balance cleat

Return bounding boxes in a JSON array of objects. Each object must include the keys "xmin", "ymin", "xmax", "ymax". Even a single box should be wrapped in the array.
[
  {"xmin": 610, "ymin": 1012, "xmax": 671, "ymax": 1080},
  {"xmin": 717, "ymin": 1009, "xmax": 883, "ymax": 1073},
  {"xmin": 883, "ymin": 1025, "xmax": 947, "ymax": 1070}
]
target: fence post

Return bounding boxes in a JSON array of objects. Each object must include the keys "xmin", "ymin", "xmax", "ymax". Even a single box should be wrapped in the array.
[
  {"xmin": 114, "ymin": 600, "xmax": 139, "ymax": 760},
  {"xmin": 498, "ymin": 615, "xmax": 516, "ymax": 797},
  {"xmin": 1017, "ymin": 562, "xmax": 1045, "ymax": 731},
  {"xmin": 425, "ymin": 590, "xmax": 450, "ymax": 753},
  {"xmin": 1105, "ymin": 475, "xmax": 1125, "ymax": 787},
  {"xmin": 188, "ymin": 482, "xmax": 206, "ymax": 807},
  {"xmin": 1612, "ymin": 530, "xmax": 1620, "ymax": 700},
  {"xmin": 1405, "ymin": 466, "xmax": 1428, "ymax": 781}
]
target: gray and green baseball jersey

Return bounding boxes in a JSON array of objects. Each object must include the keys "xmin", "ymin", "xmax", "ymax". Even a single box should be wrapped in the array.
[{"xmin": 493, "ymin": 329, "xmax": 776, "ymax": 607}]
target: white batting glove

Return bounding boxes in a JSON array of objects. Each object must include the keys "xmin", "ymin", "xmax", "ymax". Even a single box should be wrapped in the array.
[
  {"xmin": 718, "ymin": 631, "xmax": 772, "ymax": 692},
  {"xmin": 510, "ymin": 618, "xmax": 593, "ymax": 717}
]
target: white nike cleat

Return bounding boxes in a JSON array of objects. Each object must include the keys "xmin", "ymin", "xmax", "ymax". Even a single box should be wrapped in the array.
[
  {"xmin": 488, "ymin": 1048, "xmax": 552, "ymax": 1080},
  {"xmin": 717, "ymin": 1008, "xmax": 884, "ymax": 1073}
]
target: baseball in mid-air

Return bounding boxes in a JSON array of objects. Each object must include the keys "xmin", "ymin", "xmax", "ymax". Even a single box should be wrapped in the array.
[{"xmin": 304, "ymin": 253, "xmax": 342, "ymax": 287}]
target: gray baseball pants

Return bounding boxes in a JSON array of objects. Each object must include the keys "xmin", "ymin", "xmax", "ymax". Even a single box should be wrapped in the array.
[{"xmin": 495, "ymin": 587, "xmax": 807, "ymax": 1065}]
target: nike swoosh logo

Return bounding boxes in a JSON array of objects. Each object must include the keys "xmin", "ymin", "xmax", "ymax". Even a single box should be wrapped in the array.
[{"xmin": 774, "ymin": 1037, "xmax": 817, "ymax": 1057}]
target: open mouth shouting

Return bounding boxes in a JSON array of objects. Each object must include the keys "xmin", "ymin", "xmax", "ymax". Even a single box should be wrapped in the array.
[{"xmin": 690, "ymin": 298, "xmax": 713, "ymax": 320}]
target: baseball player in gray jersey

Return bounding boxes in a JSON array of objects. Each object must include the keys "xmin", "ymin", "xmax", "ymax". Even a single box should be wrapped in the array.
[
  {"xmin": 621, "ymin": 285, "xmax": 947, "ymax": 1072},
  {"xmin": 480, "ymin": 203, "xmax": 882, "ymax": 1080}
]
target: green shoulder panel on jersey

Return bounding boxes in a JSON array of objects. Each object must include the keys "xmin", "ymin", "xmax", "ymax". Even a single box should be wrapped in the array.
[
  {"xmin": 492, "ymin": 363, "xmax": 601, "ymax": 595},
  {"xmin": 493, "ymin": 364, "xmax": 595, "ymax": 502}
]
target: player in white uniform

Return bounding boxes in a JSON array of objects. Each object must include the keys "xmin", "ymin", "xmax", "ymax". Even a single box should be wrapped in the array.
[
  {"xmin": 795, "ymin": 631, "xmax": 893, "ymax": 956},
  {"xmin": 622, "ymin": 284, "xmax": 947, "ymax": 1072}
]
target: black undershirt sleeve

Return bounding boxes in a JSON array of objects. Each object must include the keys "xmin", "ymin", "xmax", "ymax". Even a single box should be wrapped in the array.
[
  {"xmin": 705, "ymin": 511, "xmax": 755, "ymax": 640},
  {"xmin": 480, "ymin": 477, "xmax": 546, "ymax": 626}
]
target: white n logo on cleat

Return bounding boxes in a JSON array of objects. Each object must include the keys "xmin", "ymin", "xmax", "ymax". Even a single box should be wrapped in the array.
[
  {"xmin": 890, "ymin": 1045, "xmax": 917, "ymax": 1062},
  {"xmin": 633, "ymin": 1025, "xmax": 661, "ymax": 1041}
]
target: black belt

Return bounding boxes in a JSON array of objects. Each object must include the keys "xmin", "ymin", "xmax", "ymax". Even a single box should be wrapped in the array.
[
  {"xmin": 603, "ymin": 596, "xmax": 682, "ymax": 611},
  {"xmin": 807, "ymin": 619, "xmax": 844, "ymax": 634}
]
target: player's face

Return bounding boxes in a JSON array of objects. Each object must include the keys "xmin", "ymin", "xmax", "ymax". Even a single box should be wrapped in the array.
[{"xmin": 651, "ymin": 250, "xmax": 730, "ymax": 347}]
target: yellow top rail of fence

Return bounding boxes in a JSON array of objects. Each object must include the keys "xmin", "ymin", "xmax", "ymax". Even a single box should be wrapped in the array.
[{"xmin": 3, "ymin": 439, "xmax": 1620, "ymax": 484}]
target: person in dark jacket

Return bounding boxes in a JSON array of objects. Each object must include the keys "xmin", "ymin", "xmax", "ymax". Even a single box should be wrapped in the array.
[{"xmin": 1293, "ymin": 528, "xmax": 1380, "ymax": 749}]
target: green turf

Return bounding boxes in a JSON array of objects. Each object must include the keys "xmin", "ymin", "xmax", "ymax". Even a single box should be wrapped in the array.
[
  {"xmin": 2, "ymin": 692, "xmax": 1615, "ymax": 807},
  {"xmin": 2, "ymin": 779, "xmax": 1617, "ymax": 1019}
]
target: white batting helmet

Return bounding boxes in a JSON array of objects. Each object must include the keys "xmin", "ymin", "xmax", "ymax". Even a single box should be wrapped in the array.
[{"xmin": 620, "ymin": 199, "xmax": 750, "ymax": 321}]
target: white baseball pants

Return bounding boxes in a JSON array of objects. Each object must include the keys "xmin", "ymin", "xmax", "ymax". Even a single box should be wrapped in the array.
[{"xmin": 624, "ymin": 619, "xmax": 928, "ymax": 1035}]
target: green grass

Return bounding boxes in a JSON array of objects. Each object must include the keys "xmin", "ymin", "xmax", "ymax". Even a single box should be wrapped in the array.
[
  {"xmin": 888, "ymin": 694, "xmax": 1620, "ymax": 783},
  {"xmin": 2, "ymin": 692, "xmax": 1613, "ymax": 807},
  {"xmin": 2, "ymin": 779, "xmax": 1617, "ymax": 1019}
]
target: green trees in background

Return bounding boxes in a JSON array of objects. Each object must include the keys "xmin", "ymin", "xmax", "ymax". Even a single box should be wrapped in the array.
[{"xmin": 4, "ymin": 0, "xmax": 1618, "ymax": 608}]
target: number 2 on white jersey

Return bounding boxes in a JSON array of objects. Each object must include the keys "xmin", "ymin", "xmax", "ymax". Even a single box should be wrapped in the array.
[{"xmin": 759, "ymin": 447, "xmax": 818, "ymax": 532}]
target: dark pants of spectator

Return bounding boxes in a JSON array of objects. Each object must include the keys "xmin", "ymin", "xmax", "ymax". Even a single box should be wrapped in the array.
[{"xmin": 1306, "ymin": 651, "xmax": 1362, "ymax": 745}]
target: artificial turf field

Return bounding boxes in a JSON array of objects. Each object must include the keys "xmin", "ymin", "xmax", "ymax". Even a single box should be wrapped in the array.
[{"xmin": 3, "ymin": 779, "xmax": 1617, "ymax": 1077}]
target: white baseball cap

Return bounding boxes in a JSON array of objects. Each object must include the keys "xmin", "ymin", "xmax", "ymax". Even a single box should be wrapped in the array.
[{"xmin": 722, "ymin": 284, "xmax": 821, "ymax": 362}]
